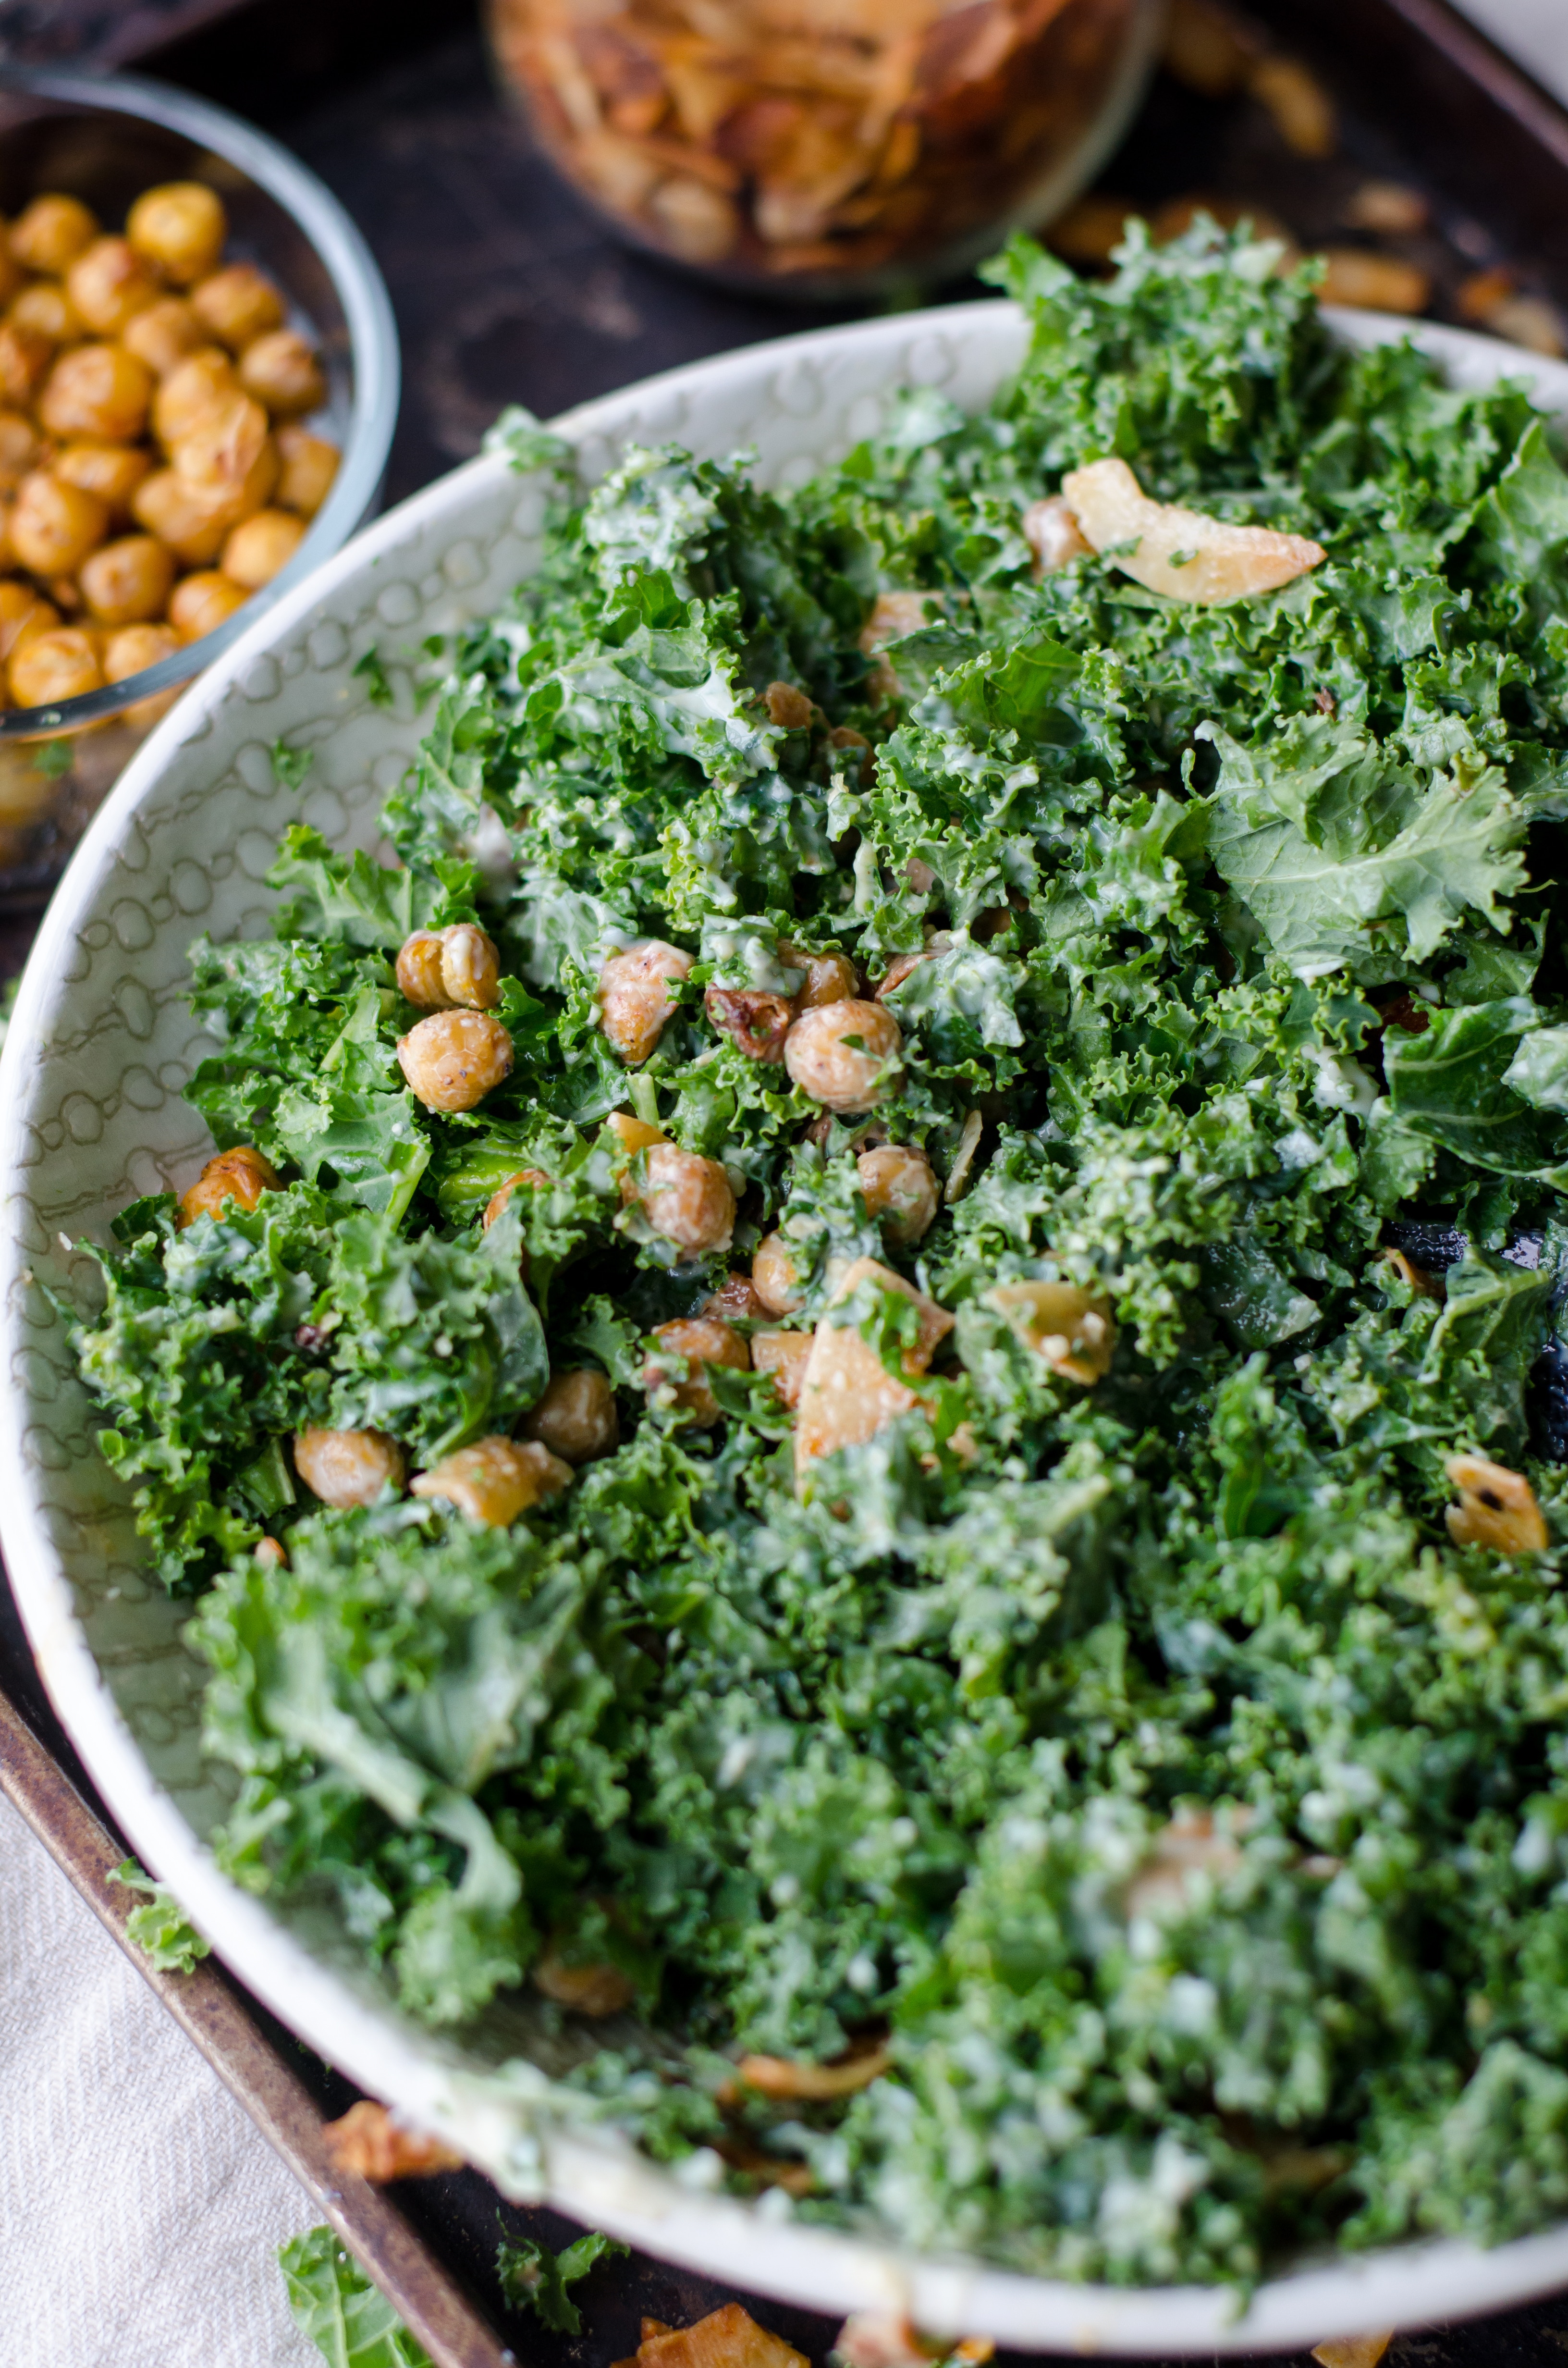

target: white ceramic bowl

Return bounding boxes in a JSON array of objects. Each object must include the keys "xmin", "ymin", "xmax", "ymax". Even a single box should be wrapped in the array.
[{"xmin": 5, "ymin": 300, "xmax": 1568, "ymax": 2357}]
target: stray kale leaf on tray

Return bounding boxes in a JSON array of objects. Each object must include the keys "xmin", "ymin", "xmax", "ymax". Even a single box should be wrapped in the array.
[{"xmin": 69, "ymin": 222, "xmax": 1568, "ymax": 2285}]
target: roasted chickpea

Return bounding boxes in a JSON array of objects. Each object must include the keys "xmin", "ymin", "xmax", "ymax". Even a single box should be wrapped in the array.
[
  {"xmin": 79, "ymin": 534, "xmax": 176, "ymax": 628},
  {"xmin": 397, "ymin": 1009, "xmax": 514, "ymax": 1112},
  {"xmin": 294, "ymin": 1426, "xmax": 406, "ymax": 1509},
  {"xmin": 752, "ymin": 1231, "xmax": 805, "ymax": 1316},
  {"xmin": 532, "ymin": 1949, "xmax": 635, "ymax": 2016},
  {"xmin": 176, "ymin": 1144, "xmax": 281, "ymax": 1226},
  {"xmin": 10, "ymin": 627, "xmax": 102, "ymax": 707},
  {"xmin": 220, "ymin": 506, "xmax": 304, "ymax": 589},
  {"xmin": 597, "ymin": 938, "xmax": 692, "ymax": 1064},
  {"xmin": 642, "ymin": 1316, "xmax": 750, "ymax": 1425},
  {"xmin": 11, "ymin": 194, "xmax": 99, "ymax": 276},
  {"xmin": 439, "ymin": 922, "xmax": 502, "ymax": 1010},
  {"xmin": 482, "ymin": 1168, "xmax": 551, "ymax": 1231},
  {"xmin": 52, "ymin": 438, "xmax": 151, "ymax": 518},
  {"xmin": 857, "ymin": 1144, "xmax": 939, "ymax": 1245},
  {"xmin": 9, "ymin": 282, "xmax": 83, "ymax": 344},
  {"xmin": 67, "ymin": 236, "xmax": 160, "ymax": 337},
  {"xmin": 778, "ymin": 940, "xmax": 858, "ymax": 1009},
  {"xmin": 764, "ymin": 678, "xmax": 814, "ymax": 729},
  {"xmin": 0, "ymin": 322, "xmax": 54, "ymax": 407},
  {"xmin": 629, "ymin": 1141, "xmax": 736, "ymax": 1258},
  {"xmin": 394, "ymin": 930, "xmax": 447, "ymax": 1009},
  {"xmin": 784, "ymin": 998, "xmax": 902, "ymax": 1113},
  {"xmin": 126, "ymin": 182, "xmax": 227, "ymax": 286},
  {"xmin": 0, "ymin": 409, "xmax": 37, "ymax": 491},
  {"xmin": 0, "ymin": 242, "xmax": 21, "ymax": 310},
  {"xmin": 39, "ymin": 341, "xmax": 152, "ymax": 442},
  {"xmin": 519, "ymin": 1369, "xmax": 619, "ymax": 1465},
  {"xmin": 133, "ymin": 441, "xmax": 277, "ymax": 562},
  {"xmin": 275, "ymin": 422, "xmax": 340, "ymax": 518},
  {"xmin": 0, "ymin": 582, "xmax": 59, "ymax": 665},
  {"xmin": 704, "ymin": 985, "xmax": 794, "ymax": 1061},
  {"xmin": 122, "ymin": 295, "xmax": 207, "ymax": 378},
  {"xmin": 237, "ymin": 327, "xmax": 326, "ymax": 417},
  {"xmin": 170, "ymin": 390, "xmax": 269, "ymax": 493},
  {"xmin": 103, "ymin": 620, "xmax": 180, "ymax": 683},
  {"xmin": 410, "ymin": 1436, "xmax": 573, "ymax": 1525},
  {"xmin": 152, "ymin": 346, "xmax": 236, "ymax": 444},
  {"xmin": 130, "ymin": 469, "xmax": 230, "ymax": 565},
  {"xmin": 191, "ymin": 261, "xmax": 285, "ymax": 352},
  {"xmin": 10, "ymin": 469, "xmax": 108, "ymax": 576},
  {"xmin": 168, "ymin": 569, "xmax": 249, "ymax": 643},
  {"xmin": 704, "ymin": 1272, "xmax": 766, "ymax": 1320},
  {"xmin": 394, "ymin": 922, "xmax": 502, "ymax": 1011}
]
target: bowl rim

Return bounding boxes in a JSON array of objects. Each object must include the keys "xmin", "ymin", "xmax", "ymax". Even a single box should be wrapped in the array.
[
  {"xmin": 0, "ymin": 59, "xmax": 400, "ymax": 741},
  {"xmin": 7, "ymin": 296, "xmax": 1568, "ymax": 2354}
]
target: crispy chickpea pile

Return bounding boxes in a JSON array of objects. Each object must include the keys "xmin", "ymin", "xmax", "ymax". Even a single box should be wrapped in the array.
[{"xmin": 0, "ymin": 182, "xmax": 340, "ymax": 711}]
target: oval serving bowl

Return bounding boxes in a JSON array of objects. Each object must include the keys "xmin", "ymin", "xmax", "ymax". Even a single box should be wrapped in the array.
[{"xmin": 5, "ymin": 300, "xmax": 1568, "ymax": 2357}]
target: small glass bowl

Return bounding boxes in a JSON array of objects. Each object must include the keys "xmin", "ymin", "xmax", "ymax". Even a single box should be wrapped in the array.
[
  {"xmin": 0, "ymin": 64, "xmax": 400, "ymax": 902},
  {"xmin": 485, "ymin": 0, "xmax": 1164, "ymax": 302}
]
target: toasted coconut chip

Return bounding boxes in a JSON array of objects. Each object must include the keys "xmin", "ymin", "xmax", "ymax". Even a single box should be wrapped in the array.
[
  {"xmin": 533, "ymin": 1946, "xmax": 636, "ymax": 2015},
  {"xmin": 608, "ymin": 1107, "xmax": 668, "ymax": 1154},
  {"xmin": 1317, "ymin": 249, "xmax": 1430, "ymax": 316},
  {"xmin": 752, "ymin": 1328, "xmax": 813, "ymax": 1409},
  {"xmin": 1311, "ymin": 2336, "xmax": 1393, "ymax": 2368},
  {"xmin": 1445, "ymin": 1453, "xmax": 1548, "ymax": 1554},
  {"xmin": 1260, "ymin": 2143, "xmax": 1351, "ymax": 2198},
  {"xmin": 322, "ymin": 2098, "xmax": 462, "ymax": 2182},
  {"xmin": 989, "ymin": 1280, "xmax": 1115, "ymax": 1384},
  {"xmin": 833, "ymin": 2317, "xmax": 935, "ymax": 2368},
  {"xmin": 1061, "ymin": 457, "xmax": 1325, "ymax": 605},
  {"xmin": 796, "ymin": 1259, "xmax": 953, "ymax": 1480},
  {"xmin": 833, "ymin": 2316, "xmax": 994, "ymax": 2368},
  {"xmin": 1250, "ymin": 52, "xmax": 1335, "ymax": 158},
  {"xmin": 732, "ymin": 2044, "xmax": 892, "ymax": 2100},
  {"xmin": 943, "ymin": 1107, "xmax": 985, "ymax": 1206},
  {"xmin": 1382, "ymin": 1247, "xmax": 1441, "ymax": 1298},
  {"xmin": 1020, "ymin": 494, "xmax": 1090, "ymax": 578},
  {"xmin": 641, "ymin": 2301, "xmax": 812, "ymax": 2368}
]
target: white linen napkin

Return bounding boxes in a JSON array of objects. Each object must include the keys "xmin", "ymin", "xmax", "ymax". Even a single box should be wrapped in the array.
[{"xmin": 0, "ymin": 1793, "xmax": 318, "ymax": 2368}]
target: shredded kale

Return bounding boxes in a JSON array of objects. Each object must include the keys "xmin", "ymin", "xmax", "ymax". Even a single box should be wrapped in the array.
[
  {"xmin": 494, "ymin": 2225, "xmax": 628, "ymax": 2332},
  {"xmin": 70, "ymin": 224, "xmax": 1568, "ymax": 2284},
  {"xmin": 109, "ymin": 1858, "xmax": 210, "ymax": 1973}
]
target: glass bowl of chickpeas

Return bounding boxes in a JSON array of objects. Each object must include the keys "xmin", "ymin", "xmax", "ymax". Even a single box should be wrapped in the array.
[{"xmin": 0, "ymin": 65, "xmax": 399, "ymax": 899}]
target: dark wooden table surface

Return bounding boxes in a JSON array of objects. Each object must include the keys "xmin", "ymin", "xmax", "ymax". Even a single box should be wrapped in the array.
[{"xmin": 6, "ymin": 0, "xmax": 1568, "ymax": 2357}]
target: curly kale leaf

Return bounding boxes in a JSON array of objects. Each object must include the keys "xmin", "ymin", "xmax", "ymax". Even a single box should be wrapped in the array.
[
  {"xmin": 1202, "ymin": 711, "xmax": 1530, "ymax": 981},
  {"xmin": 109, "ymin": 1859, "xmax": 211, "ymax": 1973},
  {"xmin": 1385, "ymin": 999, "xmax": 1568, "ymax": 1184},
  {"xmin": 279, "ymin": 2228, "xmax": 433, "ymax": 2366},
  {"xmin": 494, "ymin": 2226, "xmax": 627, "ymax": 2333}
]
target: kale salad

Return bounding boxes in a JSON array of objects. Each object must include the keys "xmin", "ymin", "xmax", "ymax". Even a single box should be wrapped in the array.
[{"xmin": 70, "ymin": 225, "xmax": 1568, "ymax": 2287}]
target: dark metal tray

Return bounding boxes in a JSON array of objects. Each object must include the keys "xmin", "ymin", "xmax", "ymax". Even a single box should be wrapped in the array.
[{"xmin": 7, "ymin": 0, "xmax": 1568, "ymax": 2357}]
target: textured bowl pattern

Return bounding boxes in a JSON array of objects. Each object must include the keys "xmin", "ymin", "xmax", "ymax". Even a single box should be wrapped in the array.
[{"xmin": 7, "ymin": 304, "xmax": 1568, "ymax": 2355}]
